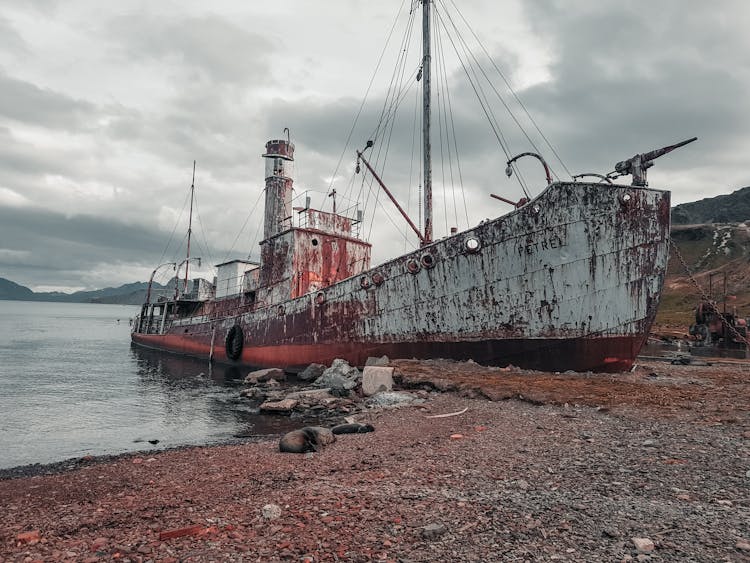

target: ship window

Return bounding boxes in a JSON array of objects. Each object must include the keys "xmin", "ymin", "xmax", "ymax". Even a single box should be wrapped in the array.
[
  {"xmin": 312, "ymin": 238, "xmax": 319, "ymax": 246},
  {"xmin": 465, "ymin": 237, "xmax": 480, "ymax": 253},
  {"xmin": 420, "ymin": 253, "xmax": 435, "ymax": 269},
  {"xmin": 407, "ymin": 259, "xmax": 420, "ymax": 274}
]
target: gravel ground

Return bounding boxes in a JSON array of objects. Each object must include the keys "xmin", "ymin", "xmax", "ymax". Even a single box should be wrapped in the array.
[{"xmin": 1, "ymin": 359, "xmax": 748, "ymax": 562}]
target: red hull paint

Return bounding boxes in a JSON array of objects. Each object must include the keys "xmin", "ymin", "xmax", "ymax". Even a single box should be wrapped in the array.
[{"xmin": 131, "ymin": 332, "xmax": 644, "ymax": 373}]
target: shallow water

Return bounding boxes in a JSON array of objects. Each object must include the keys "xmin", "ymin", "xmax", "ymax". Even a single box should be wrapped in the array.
[{"xmin": 0, "ymin": 300, "xmax": 299, "ymax": 469}]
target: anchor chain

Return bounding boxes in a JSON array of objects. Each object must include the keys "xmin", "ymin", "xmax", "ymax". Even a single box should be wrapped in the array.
[{"xmin": 669, "ymin": 239, "xmax": 749, "ymax": 346}]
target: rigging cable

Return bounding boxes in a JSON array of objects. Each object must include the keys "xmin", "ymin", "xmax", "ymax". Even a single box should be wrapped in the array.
[
  {"xmin": 434, "ymin": 10, "xmax": 461, "ymax": 230},
  {"xmin": 446, "ymin": 0, "xmax": 572, "ymax": 179},
  {"xmin": 436, "ymin": 19, "xmax": 470, "ymax": 228},
  {"xmin": 156, "ymin": 177, "xmax": 192, "ymax": 266},
  {"xmin": 405, "ymin": 84, "xmax": 420, "ymax": 250},
  {"xmin": 365, "ymin": 15, "xmax": 420, "ymax": 242},
  {"xmin": 222, "ymin": 188, "xmax": 265, "ymax": 264},
  {"xmin": 353, "ymin": 9, "xmax": 419, "ymax": 223},
  {"xmin": 433, "ymin": 8, "xmax": 450, "ymax": 234},
  {"xmin": 434, "ymin": 6, "xmax": 530, "ymax": 198},
  {"xmin": 322, "ymin": 0, "xmax": 411, "ymax": 211}
]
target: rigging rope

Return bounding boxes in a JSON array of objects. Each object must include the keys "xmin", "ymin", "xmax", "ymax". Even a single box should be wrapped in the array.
[
  {"xmin": 446, "ymin": 0, "xmax": 572, "ymax": 180},
  {"xmin": 323, "ymin": 0, "xmax": 411, "ymax": 211}
]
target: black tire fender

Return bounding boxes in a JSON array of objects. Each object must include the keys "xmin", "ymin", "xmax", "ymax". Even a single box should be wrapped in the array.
[{"xmin": 225, "ymin": 324, "xmax": 244, "ymax": 361}]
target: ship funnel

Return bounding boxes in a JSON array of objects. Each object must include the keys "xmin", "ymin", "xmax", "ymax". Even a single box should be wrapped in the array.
[{"xmin": 262, "ymin": 136, "xmax": 295, "ymax": 240}]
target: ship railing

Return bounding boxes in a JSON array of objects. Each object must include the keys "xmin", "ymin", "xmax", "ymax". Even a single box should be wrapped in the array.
[
  {"xmin": 292, "ymin": 189, "xmax": 363, "ymax": 237},
  {"xmin": 171, "ymin": 315, "xmax": 211, "ymax": 327}
]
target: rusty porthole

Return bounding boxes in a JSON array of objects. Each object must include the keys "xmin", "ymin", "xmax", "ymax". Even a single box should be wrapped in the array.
[
  {"xmin": 420, "ymin": 253, "xmax": 436, "ymax": 269},
  {"xmin": 360, "ymin": 275, "xmax": 371, "ymax": 289},
  {"xmin": 406, "ymin": 258, "xmax": 420, "ymax": 274},
  {"xmin": 465, "ymin": 237, "xmax": 481, "ymax": 253},
  {"xmin": 620, "ymin": 193, "xmax": 633, "ymax": 205},
  {"xmin": 531, "ymin": 204, "xmax": 541, "ymax": 215},
  {"xmin": 372, "ymin": 272, "xmax": 385, "ymax": 286},
  {"xmin": 315, "ymin": 291, "xmax": 326, "ymax": 305},
  {"xmin": 277, "ymin": 305, "xmax": 285, "ymax": 316}
]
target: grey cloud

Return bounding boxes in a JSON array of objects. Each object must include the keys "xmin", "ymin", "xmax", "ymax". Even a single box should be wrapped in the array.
[
  {"xmin": 0, "ymin": 69, "xmax": 96, "ymax": 130},
  {"xmin": 105, "ymin": 12, "xmax": 274, "ymax": 87},
  {"xmin": 518, "ymin": 0, "xmax": 750, "ymax": 176},
  {"xmin": 0, "ymin": 206, "xmax": 231, "ymax": 288},
  {"xmin": 0, "ymin": 16, "xmax": 28, "ymax": 56}
]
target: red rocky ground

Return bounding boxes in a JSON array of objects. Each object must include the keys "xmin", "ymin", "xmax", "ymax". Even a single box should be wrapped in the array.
[{"xmin": 1, "ymin": 359, "xmax": 749, "ymax": 562}]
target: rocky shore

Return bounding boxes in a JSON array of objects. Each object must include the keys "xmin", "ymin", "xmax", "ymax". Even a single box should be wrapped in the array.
[{"xmin": 1, "ymin": 357, "xmax": 748, "ymax": 562}]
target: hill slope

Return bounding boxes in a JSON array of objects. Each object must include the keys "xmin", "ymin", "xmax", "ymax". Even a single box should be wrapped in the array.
[
  {"xmin": 0, "ymin": 278, "xmax": 168, "ymax": 305},
  {"xmin": 672, "ymin": 186, "xmax": 750, "ymax": 225},
  {"xmin": 656, "ymin": 222, "xmax": 750, "ymax": 332}
]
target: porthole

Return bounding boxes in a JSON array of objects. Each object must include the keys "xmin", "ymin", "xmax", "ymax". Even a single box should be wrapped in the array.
[
  {"xmin": 277, "ymin": 305, "xmax": 285, "ymax": 316},
  {"xmin": 620, "ymin": 193, "xmax": 633, "ymax": 205},
  {"xmin": 372, "ymin": 272, "xmax": 385, "ymax": 286},
  {"xmin": 311, "ymin": 238, "xmax": 319, "ymax": 247},
  {"xmin": 531, "ymin": 204, "xmax": 541, "ymax": 215},
  {"xmin": 360, "ymin": 275, "xmax": 371, "ymax": 289},
  {"xmin": 406, "ymin": 258, "xmax": 420, "ymax": 274},
  {"xmin": 465, "ymin": 237, "xmax": 481, "ymax": 253},
  {"xmin": 420, "ymin": 253, "xmax": 436, "ymax": 269},
  {"xmin": 315, "ymin": 291, "xmax": 326, "ymax": 305}
]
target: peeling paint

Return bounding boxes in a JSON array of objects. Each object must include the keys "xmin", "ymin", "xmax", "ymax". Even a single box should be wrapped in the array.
[{"xmin": 133, "ymin": 143, "xmax": 670, "ymax": 373}]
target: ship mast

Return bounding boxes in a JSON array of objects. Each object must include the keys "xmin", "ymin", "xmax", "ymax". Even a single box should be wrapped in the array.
[
  {"xmin": 184, "ymin": 160, "xmax": 196, "ymax": 292},
  {"xmin": 421, "ymin": 0, "xmax": 432, "ymax": 245}
]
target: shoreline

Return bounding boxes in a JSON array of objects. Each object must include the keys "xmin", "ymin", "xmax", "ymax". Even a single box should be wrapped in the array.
[
  {"xmin": 3, "ymin": 353, "xmax": 747, "ymax": 481},
  {"xmin": 2, "ymin": 359, "xmax": 748, "ymax": 560}
]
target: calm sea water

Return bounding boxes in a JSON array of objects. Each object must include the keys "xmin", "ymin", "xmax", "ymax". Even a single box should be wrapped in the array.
[{"xmin": 0, "ymin": 300, "xmax": 299, "ymax": 469}]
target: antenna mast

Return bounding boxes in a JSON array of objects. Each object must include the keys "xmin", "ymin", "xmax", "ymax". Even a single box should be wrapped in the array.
[
  {"xmin": 422, "ymin": 0, "xmax": 432, "ymax": 245},
  {"xmin": 184, "ymin": 160, "xmax": 196, "ymax": 292}
]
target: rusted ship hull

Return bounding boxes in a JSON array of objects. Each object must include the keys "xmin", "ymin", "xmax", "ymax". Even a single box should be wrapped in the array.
[{"xmin": 132, "ymin": 181, "xmax": 670, "ymax": 373}]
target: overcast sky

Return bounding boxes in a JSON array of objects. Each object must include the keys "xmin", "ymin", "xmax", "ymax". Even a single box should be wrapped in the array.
[{"xmin": 1, "ymin": 0, "xmax": 748, "ymax": 292}]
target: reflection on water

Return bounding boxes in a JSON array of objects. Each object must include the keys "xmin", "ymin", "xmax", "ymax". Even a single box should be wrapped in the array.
[{"xmin": 130, "ymin": 345, "xmax": 303, "ymax": 439}]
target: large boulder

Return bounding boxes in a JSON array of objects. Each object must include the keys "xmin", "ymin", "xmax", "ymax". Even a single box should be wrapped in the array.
[
  {"xmin": 361, "ymin": 366, "xmax": 394, "ymax": 396},
  {"xmin": 259, "ymin": 398, "xmax": 298, "ymax": 414},
  {"xmin": 298, "ymin": 363, "xmax": 326, "ymax": 382},
  {"xmin": 365, "ymin": 355, "xmax": 390, "ymax": 367},
  {"xmin": 246, "ymin": 368, "xmax": 286, "ymax": 384},
  {"xmin": 314, "ymin": 359, "xmax": 361, "ymax": 392}
]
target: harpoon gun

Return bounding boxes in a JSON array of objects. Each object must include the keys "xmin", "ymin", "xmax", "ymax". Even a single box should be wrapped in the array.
[{"xmin": 614, "ymin": 136, "xmax": 697, "ymax": 187}]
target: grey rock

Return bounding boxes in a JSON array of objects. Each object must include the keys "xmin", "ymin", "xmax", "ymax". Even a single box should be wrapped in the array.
[
  {"xmin": 422, "ymin": 523, "xmax": 447, "ymax": 540},
  {"xmin": 365, "ymin": 391, "xmax": 423, "ymax": 408},
  {"xmin": 362, "ymin": 366, "xmax": 394, "ymax": 396},
  {"xmin": 298, "ymin": 363, "xmax": 326, "ymax": 382},
  {"xmin": 259, "ymin": 398, "xmax": 298, "ymax": 413},
  {"xmin": 261, "ymin": 504, "xmax": 282, "ymax": 520},
  {"xmin": 314, "ymin": 359, "xmax": 361, "ymax": 391},
  {"xmin": 631, "ymin": 537, "xmax": 655, "ymax": 553},
  {"xmin": 365, "ymin": 355, "xmax": 390, "ymax": 367},
  {"xmin": 246, "ymin": 368, "xmax": 286, "ymax": 384}
]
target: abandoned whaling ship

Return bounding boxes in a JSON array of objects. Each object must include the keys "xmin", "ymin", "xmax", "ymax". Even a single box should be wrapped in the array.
[{"xmin": 132, "ymin": 1, "xmax": 692, "ymax": 372}]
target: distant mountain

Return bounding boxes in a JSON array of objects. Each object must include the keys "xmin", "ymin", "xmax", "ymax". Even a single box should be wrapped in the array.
[
  {"xmin": 672, "ymin": 186, "xmax": 750, "ymax": 225},
  {"xmin": 0, "ymin": 278, "xmax": 170, "ymax": 305},
  {"xmin": 0, "ymin": 278, "xmax": 36, "ymax": 301}
]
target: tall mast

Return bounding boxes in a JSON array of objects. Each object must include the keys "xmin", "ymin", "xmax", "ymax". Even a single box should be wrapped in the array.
[
  {"xmin": 184, "ymin": 160, "xmax": 195, "ymax": 291},
  {"xmin": 422, "ymin": 0, "xmax": 432, "ymax": 245}
]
